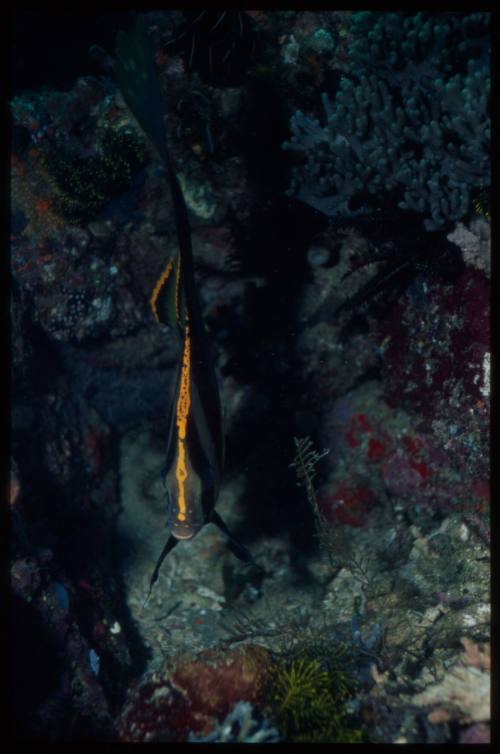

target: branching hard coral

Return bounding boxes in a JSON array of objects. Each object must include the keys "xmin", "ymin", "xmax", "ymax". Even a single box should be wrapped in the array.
[
  {"xmin": 283, "ymin": 12, "xmax": 490, "ymax": 230},
  {"xmin": 347, "ymin": 12, "xmax": 489, "ymax": 79}
]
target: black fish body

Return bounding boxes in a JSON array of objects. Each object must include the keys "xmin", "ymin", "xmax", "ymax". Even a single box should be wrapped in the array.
[{"xmin": 114, "ymin": 18, "xmax": 255, "ymax": 593}]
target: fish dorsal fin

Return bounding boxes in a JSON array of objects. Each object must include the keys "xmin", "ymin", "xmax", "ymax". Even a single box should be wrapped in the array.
[
  {"xmin": 114, "ymin": 18, "xmax": 167, "ymax": 163},
  {"xmin": 149, "ymin": 255, "xmax": 185, "ymax": 335}
]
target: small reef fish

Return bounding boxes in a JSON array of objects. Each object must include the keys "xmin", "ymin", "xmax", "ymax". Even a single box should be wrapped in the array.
[{"xmin": 114, "ymin": 20, "xmax": 257, "ymax": 598}]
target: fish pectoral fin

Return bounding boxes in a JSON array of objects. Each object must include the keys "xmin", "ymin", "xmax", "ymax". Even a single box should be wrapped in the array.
[
  {"xmin": 144, "ymin": 534, "xmax": 179, "ymax": 605},
  {"xmin": 149, "ymin": 254, "xmax": 184, "ymax": 333},
  {"xmin": 210, "ymin": 510, "xmax": 257, "ymax": 566}
]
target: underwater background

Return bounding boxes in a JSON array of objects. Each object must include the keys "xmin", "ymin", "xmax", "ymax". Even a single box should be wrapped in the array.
[{"xmin": 9, "ymin": 10, "xmax": 490, "ymax": 743}]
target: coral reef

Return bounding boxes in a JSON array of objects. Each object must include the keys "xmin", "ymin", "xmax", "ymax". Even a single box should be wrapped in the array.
[
  {"xmin": 117, "ymin": 635, "xmax": 364, "ymax": 743},
  {"xmin": 39, "ymin": 126, "xmax": 147, "ymax": 223},
  {"xmin": 286, "ymin": 143, "xmax": 489, "ymax": 740},
  {"xmin": 446, "ymin": 216, "xmax": 490, "ymax": 276},
  {"xmin": 412, "ymin": 638, "xmax": 490, "ymax": 728},
  {"xmin": 117, "ymin": 644, "xmax": 272, "ymax": 741},
  {"xmin": 268, "ymin": 651, "xmax": 362, "ymax": 742},
  {"xmin": 10, "ymin": 552, "xmax": 119, "ymax": 740},
  {"xmin": 10, "ymin": 10, "xmax": 489, "ymax": 744},
  {"xmin": 11, "ymin": 84, "xmax": 152, "ymax": 344},
  {"xmin": 283, "ymin": 12, "xmax": 490, "ymax": 229},
  {"xmin": 188, "ymin": 701, "xmax": 279, "ymax": 742}
]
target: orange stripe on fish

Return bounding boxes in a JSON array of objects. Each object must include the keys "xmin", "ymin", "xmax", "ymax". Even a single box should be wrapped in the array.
[
  {"xmin": 114, "ymin": 18, "xmax": 260, "ymax": 603},
  {"xmin": 149, "ymin": 257, "xmax": 174, "ymax": 322},
  {"xmin": 175, "ymin": 320, "xmax": 191, "ymax": 522}
]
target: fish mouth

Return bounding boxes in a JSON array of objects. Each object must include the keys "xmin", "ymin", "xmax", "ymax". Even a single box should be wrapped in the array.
[
  {"xmin": 172, "ymin": 529, "xmax": 196, "ymax": 540},
  {"xmin": 170, "ymin": 522, "xmax": 202, "ymax": 540}
]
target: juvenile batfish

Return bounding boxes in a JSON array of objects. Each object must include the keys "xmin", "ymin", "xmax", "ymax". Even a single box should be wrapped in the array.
[{"xmin": 114, "ymin": 19, "xmax": 257, "ymax": 597}]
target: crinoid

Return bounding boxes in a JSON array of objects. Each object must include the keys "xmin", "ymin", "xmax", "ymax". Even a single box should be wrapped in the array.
[
  {"xmin": 163, "ymin": 11, "xmax": 256, "ymax": 86},
  {"xmin": 268, "ymin": 652, "xmax": 362, "ymax": 743},
  {"xmin": 289, "ymin": 436, "xmax": 329, "ymax": 526},
  {"xmin": 289, "ymin": 436, "xmax": 335, "ymax": 564},
  {"xmin": 336, "ymin": 227, "xmax": 465, "ymax": 340}
]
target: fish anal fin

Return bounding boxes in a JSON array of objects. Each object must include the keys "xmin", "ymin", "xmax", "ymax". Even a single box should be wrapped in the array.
[{"xmin": 211, "ymin": 510, "xmax": 254, "ymax": 565}]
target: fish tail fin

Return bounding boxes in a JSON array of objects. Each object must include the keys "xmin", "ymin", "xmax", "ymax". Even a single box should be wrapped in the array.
[
  {"xmin": 114, "ymin": 18, "xmax": 167, "ymax": 163},
  {"xmin": 115, "ymin": 18, "xmax": 194, "ymax": 323}
]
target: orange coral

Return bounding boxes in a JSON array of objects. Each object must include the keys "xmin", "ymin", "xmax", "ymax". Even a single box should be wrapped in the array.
[
  {"xmin": 118, "ymin": 644, "xmax": 273, "ymax": 742},
  {"xmin": 171, "ymin": 644, "xmax": 272, "ymax": 731}
]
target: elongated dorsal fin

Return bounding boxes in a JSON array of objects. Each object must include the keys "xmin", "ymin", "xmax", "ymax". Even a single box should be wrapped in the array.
[{"xmin": 114, "ymin": 18, "xmax": 167, "ymax": 162}]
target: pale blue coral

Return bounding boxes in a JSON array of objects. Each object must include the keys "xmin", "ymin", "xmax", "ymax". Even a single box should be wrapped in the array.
[
  {"xmin": 283, "ymin": 12, "xmax": 490, "ymax": 230},
  {"xmin": 187, "ymin": 701, "xmax": 280, "ymax": 743}
]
